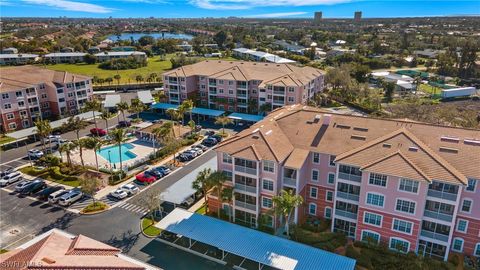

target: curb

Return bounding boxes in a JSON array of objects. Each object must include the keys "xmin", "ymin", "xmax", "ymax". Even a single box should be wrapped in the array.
[{"xmin": 140, "ymin": 218, "xmax": 159, "ymax": 238}]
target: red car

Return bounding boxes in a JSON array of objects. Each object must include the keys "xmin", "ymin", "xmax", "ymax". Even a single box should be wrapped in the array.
[
  {"xmin": 135, "ymin": 173, "xmax": 156, "ymax": 184},
  {"xmin": 90, "ymin": 128, "xmax": 107, "ymax": 137}
]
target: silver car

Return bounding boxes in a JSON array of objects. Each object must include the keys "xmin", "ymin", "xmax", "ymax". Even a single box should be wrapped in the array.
[
  {"xmin": 0, "ymin": 171, "xmax": 22, "ymax": 186},
  {"xmin": 121, "ymin": 183, "xmax": 139, "ymax": 196},
  {"xmin": 58, "ymin": 190, "xmax": 83, "ymax": 206}
]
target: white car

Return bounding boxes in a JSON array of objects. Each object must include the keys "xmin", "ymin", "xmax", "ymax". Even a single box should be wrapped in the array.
[
  {"xmin": 184, "ymin": 149, "xmax": 198, "ymax": 158},
  {"xmin": 48, "ymin": 189, "xmax": 70, "ymax": 204},
  {"xmin": 14, "ymin": 180, "xmax": 32, "ymax": 192},
  {"xmin": 191, "ymin": 146, "xmax": 203, "ymax": 155},
  {"xmin": 28, "ymin": 149, "xmax": 44, "ymax": 159},
  {"xmin": 47, "ymin": 135, "xmax": 62, "ymax": 143},
  {"xmin": 110, "ymin": 188, "xmax": 128, "ymax": 200},
  {"xmin": 0, "ymin": 167, "xmax": 15, "ymax": 178},
  {"xmin": 58, "ymin": 190, "xmax": 83, "ymax": 206},
  {"xmin": 0, "ymin": 172, "xmax": 22, "ymax": 186},
  {"xmin": 121, "ymin": 183, "xmax": 139, "ymax": 196}
]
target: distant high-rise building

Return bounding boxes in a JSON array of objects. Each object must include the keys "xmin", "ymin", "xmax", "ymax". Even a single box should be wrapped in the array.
[
  {"xmin": 314, "ymin": 12, "xmax": 322, "ymax": 23},
  {"xmin": 354, "ymin": 11, "xmax": 362, "ymax": 21}
]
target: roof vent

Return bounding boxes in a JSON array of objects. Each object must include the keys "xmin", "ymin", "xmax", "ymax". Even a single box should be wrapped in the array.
[
  {"xmin": 252, "ymin": 135, "xmax": 260, "ymax": 139},
  {"xmin": 251, "ymin": 128, "xmax": 259, "ymax": 133},
  {"xmin": 42, "ymin": 257, "xmax": 56, "ymax": 264},
  {"xmin": 337, "ymin": 124, "xmax": 350, "ymax": 129},
  {"xmin": 409, "ymin": 146, "xmax": 418, "ymax": 152},
  {"xmin": 322, "ymin": 114, "xmax": 332, "ymax": 125},
  {"xmin": 439, "ymin": 147, "xmax": 458, "ymax": 153},
  {"xmin": 383, "ymin": 143, "xmax": 392, "ymax": 148},
  {"xmin": 351, "ymin": 135, "xmax": 366, "ymax": 141},
  {"xmin": 353, "ymin": 127, "xmax": 368, "ymax": 132},
  {"xmin": 265, "ymin": 130, "xmax": 272, "ymax": 135},
  {"xmin": 464, "ymin": 138, "xmax": 480, "ymax": 146},
  {"xmin": 440, "ymin": 136, "xmax": 459, "ymax": 143}
]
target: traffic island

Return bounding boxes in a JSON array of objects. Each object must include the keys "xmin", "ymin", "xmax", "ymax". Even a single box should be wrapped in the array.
[
  {"xmin": 80, "ymin": 201, "xmax": 109, "ymax": 215},
  {"xmin": 141, "ymin": 217, "xmax": 162, "ymax": 238}
]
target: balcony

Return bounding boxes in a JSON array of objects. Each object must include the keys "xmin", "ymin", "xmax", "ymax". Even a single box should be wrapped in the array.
[
  {"xmin": 168, "ymin": 87, "xmax": 179, "ymax": 93},
  {"xmin": 234, "ymin": 165, "xmax": 257, "ymax": 175},
  {"xmin": 170, "ymin": 96, "xmax": 179, "ymax": 101},
  {"xmin": 77, "ymin": 94, "xmax": 88, "ymax": 99},
  {"xmin": 234, "ymin": 183, "xmax": 257, "ymax": 194},
  {"xmin": 337, "ymin": 191, "xmax": 360, "ymax": 202},
  {"xmin": 335, "ymin": 209, "xmax": 358, "ymax": 220},
  {"xmin": 237, "ymin": 93, "xmax": 247, "ymax": 98},
  {"xmin": 427, "ymin": 190, "xmax": 457, "ymax": 202},
  {"xmin": 168, "ymin": 80, "xmax": 178, "ymax": 85},
  {"xmin": 423, "ymin": 210, "xmax": 453, "ymax": 222},
  {"xmin": 338, "ymin": 172, "xmax": 362, "ymax": 183},
  {"xmin": 420, "ymin": 230, "xmax": 449, "ymax": 242},
  {"xmin": 28, "ymin": 102, "xmax": 39, "ymax": 106},
  {"xmin": 283, "ymin": 177, "xmax": 296, "ymax": 187},
  {"xmin": 273, "ymin": 90, "xmax": 285, "ymax": 95},
  {"xmin": 235, "ymin": 200, "xmax": 256, "ymax": 211},
  {"xmin": 26, "ymin": 91, "xmax": 36, "ymax": 97}
]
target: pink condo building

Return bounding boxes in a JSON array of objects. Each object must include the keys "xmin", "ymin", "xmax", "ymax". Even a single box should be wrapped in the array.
[
  {"xmin": 0, "ymin": 65, "xmax": 93, "ymax": 132},
  {"xmin": 210, "ymin": 104, "xmax": 480, "ymax": 261},
  {"xmin": 162, "ymin": 60, "xmax": 324, "ymax": 113}
]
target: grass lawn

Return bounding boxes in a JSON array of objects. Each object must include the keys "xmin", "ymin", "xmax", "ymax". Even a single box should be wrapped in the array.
[
  {"xmin": 418, "ymin": 83, "xmax": 442, "ymax": 98},
  {"xmin": 0, "ymin": 135, "xmax": 15, "ymax": 146},
  {"xmin": 195, "ymin": 204, "xmax": 206, "ymax": 215},
  {"xmin": 20, "ymin": 166, "xmax": 81, "ymax": 187},
  {"xmin": 142, "ymin": 217, "xmax": 162, "ymax": 237}
]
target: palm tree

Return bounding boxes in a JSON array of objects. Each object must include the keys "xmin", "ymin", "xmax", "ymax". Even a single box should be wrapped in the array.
[
  {"xmin": 272, "ymin": 190, "xmax": 303, "ymax": 237},
  {"xmin": 221, "ymin": 187, "xmax": 234, "ymax": 222},
  {"xmin": 58, "ymin": 142, "xmax": 76, "ymax": 168},
  {"xmin": 129, "ymin": 98, "xmax": 146, "ymax": 119},
  {"xmin": 215, "ymin": 115, "xmax": 233, "ymax": 135},
  {"xmin": 192, "ymin": 168, "xmax": 213, "ymax": 214},
  {"xmin": 109, "ymin": 128, "xmax": 128, "ymax": 173},
  {"xmin": 116, "ymin": 101, "xmax": 129, "ymax": 122},
  {"xmin": 180, "ymin": 99, "xmax": 194, "ymax": 122},
  {"xmin": 114, "ymin": 74, "xmax": 121, "ymax": 86},
  {"xmin": 135, "ymin": 75, "xmax": 144, "ymax": 84},
  {"xmin": 84, "ymin": 98, "xmax": 101, "ymax": 129},
  {"xmin": 100, "ymin": 110, "xmax": 113, "ymax": 133},
  {"xmin": 166, "ymin": 108, "xmax": 182, "ymax": 137},
  {"xmin": 188, "ymin": 120, "xmax": 196, "ymax": 135},
  {"xmin": 176, "ymin": 104, "xmax": 187, "ymax": 126},
  {"xmin": 208, "ymin": 171, "xmax": 229, "ymax": 218},
  {"xmin": 83, "ymin": 137, "xmax": 103, "ymax": 171},
  {"xmin": 153, "ymin": 90, "xmax": 167, "ymax": 103},
  {"xmin": 63, "ymin": 116, "xmax": 89, "ymax": 167},
  {"xmin": 34, "ymin": 119, "xmax": 52, "ymax": 152}
]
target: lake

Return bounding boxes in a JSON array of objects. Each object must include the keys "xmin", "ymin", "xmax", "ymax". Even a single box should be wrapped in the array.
[{"xmin": 108, "ymin": 32, "xmax": 193, "ymax": 41}]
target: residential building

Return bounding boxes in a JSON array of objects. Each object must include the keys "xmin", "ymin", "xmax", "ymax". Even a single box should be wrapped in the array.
[
  {"xmin": 0, "ymin": 65, "xmax": 93, "ymax": 132},
  {"xmin": 162, "ymin": 60, "xmax": 324, "ymax": 113},
  {"xmin": 354, "ymin": 11, "xmax": 362, "ymax": 21},
  {"xmin": 210, "ymin": 104, "xmax": 480, "ymax": 261},
  {"xmin": 94, "ymin": 51, "xmax": 147, "ymax": 62},
  {"xmin": 44, "ymin": 52, "xmax": 87, "ymax": 63},
  {"xmin": 0, "ymin": 228, "xmax": 156, "ymax": 270},
  {"xmin": 233, "ymin": 48, "xmax": 295, "ymax": 64},
  {"xmin": 0, "ymin": 53, "xmax": 39, "ymax": 65},
  {"xmin": 370, "ymin": 71, "xmax": 417, "ymax": 94},
  {"xmin": 314, "ymin": 11, "xmax": 323, "ymax": 23}
]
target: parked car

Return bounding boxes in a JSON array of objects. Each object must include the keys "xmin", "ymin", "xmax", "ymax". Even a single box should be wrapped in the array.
[
  {"xmin": 16, "ymin": 179, "xmax": 42, "ymax": 194},
  {"xmin": 180, "ymin": 196, "xmax": 195, "ymax": 208},
  {"xmin": 183, "ymin": 149, "xmax": 198, "ymax": 158},
  {"xmin": 181, "ymin": 151, "xmax": 196, "ymax": 160},
  {"xmin": 19, "ymin": 180, "xmax": 46, "ymax": 195},
  {"xmin": 194, "ymin": 144, "xmax": 208, "ymax": 151},
  {"xmin": 135, "ymin": 173, "xmax": 156, "ymax": 184},
  {"xmin": 195, "ymin": 125, "xmax": 202, "ymax": 132},
  {"xmin": 28, "ymin": 149, "xmax": 44, "ymax": 159},
  {"xmin": 118, "ymin": 121, "xmax": 131, "ymax": 128},
  {"xmin": 48, "ymin": 189, "xmax": 70, "ymax": 204},
  {"xmin": 211, "ymin": 134, "xmax": 223, "ymax": 142},
  {"xmin": 46, "ymin": 135, "xmax": 62, "ymax": 143},
  {"xmin": 110, "ymin": 188, "xmax": 128, "ymax": 200},
  {"xmin": 58, "ymin": 190, "xmax": 83, "ymax": 206},
  {"xmin": 37, "ymin": 186, "xmax": 65, "ymax": 200},
  {"xmin": 14, "ymin": 180, "xmax": 32, "ymax": 192},
  {"xmin": 201, "ymin": 138, "xmax": 217, "ymax": 146},
  {"xmin": 0, "ymin": 167, "xmax": 15, "ymax": 178},
  {"xmin": 153, "ymin": 165, "xmax": 171, "ymax": 176},
  {"xmin": 90, "ymin": 128, "xmax": 107, "ymax": 137},
  {"xmin": 121, "ymin": 183, "xmax": 139, "ymax": 196},
  {"xmin": 191, "ymin": 146, "xmax": 204, "ymax": 155},
  {"xmin": 176, "ymin": 153, "xmax": 191, "ymax": 162},
  {"xmin": 205, "ymin": 130, "xmax": 215, "ymax": 136},
  {"xmin": 0, "ymin": 171, "xmax": 22, "ymax": 186},
  {"xmin": 146, "ymin": 169, "xmax": 163, "ymax": 179}
]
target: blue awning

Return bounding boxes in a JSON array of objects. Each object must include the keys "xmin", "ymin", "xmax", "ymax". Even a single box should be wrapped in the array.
[
  {"xmin": 228, "ymin": 112, "xmax": 264, "ymax": 122},
  {"xmin": 191, "ymin": 107, "xmax": 225, "ymax": 117},
  {"xmin": 151, "ymin": 103, "xmax": 179, "ymax": 110},
  {"xmin": 156, "ymin": 208, "xmax": 356, "ymax": 270}
]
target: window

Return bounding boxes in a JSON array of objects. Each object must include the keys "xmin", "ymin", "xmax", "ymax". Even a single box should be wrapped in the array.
[
  {"xmin": 219, "ymin": 80, "xmax": 224, "ymax": 84},
  {"xmin": 287, "ymin": 97, "xmax": 294, "ymax": 102},
  {"xmin": 223, "ymin": 170, "xmax": 232, "ymax": 181},
  {"xmin": 475, "ymin": 243, "xmax": 480, "ymax": 257},
  {"xmin": 4, "ymin": 103, "xmax": 11, "ymax": 109},
  {"xmin": 68, "ymin": 92, "xmax": 74, "ymax": 97},
  {"xmin": 229, "ymin": 90, "xmax": 234, "ymax": 95},
  {"xmin": 361, "ymin": 230, "xmax": 380, "ymax": 244},
  {"xmin": 8, "ymin": 122, "xmax": 16, "ymax": 129},
  {"xmin": 309, "ymin": 203, "xmax": 317, "ymax": 215},
  {"xmin": 39, "ymin": 84, "xmax": 45, "ymax": 89},
  {"xmin": 42, "ymin": 103, "xmax": 49, "ymax": 108},
  {"xmin": 389, "ymin": 238, "xmax": 410, "ymax": 253},
  {"xmin": 452, "ymin": 238, "xmax": 464, "ymax": 252},
  {"xmin": 229, "ymin": 81, "xmax": 234, "ymax": 85},
  {"xmin": 57, "ymin": 89, "xmax": 64, "ymax": 94},
  {"xmin": 288, "ymin": 87, "xmax": 294, "ymax": 92},
  {"xmin": 456, "ymin": 219, "xmax": 468, "ymax": 233},
  {"xmin": 219, "ymin": 89, "xmax": 224, "ymax": 94},
  {"xmin": 366, "ymin": 193, "xmax": 385, "ymax": 207},
  {"xmin": 263, "ymin": 160, "xmax": 274, "ymax": 173},
  {"xmin": 392, "ymin": 219, "xmax": 413, "ymax": 234},
  {"xmin": 324, "ymin": 207, "xmax": 332, "ymax": 219},
  {"xmin": 59, "ymin": 98, "xmax": 65, "ymax": 102},
  {"xmin": 222, "ymin": 153, "xmax": 232, "ymax": 164},
  {"xmin": 461, "ymin": 199, "xmax": 472, "ymax": 213},
  {"xmin": 329, "ymin": 155, "xmax": 336, "ymax": 166},
  {"xmin": 41, "ymin": 93, "xmax": 47, "ymax": 99},
  {"xmin": 369, "ymin": 173, "xmax": 387, "ymax": 187},
  {"xmin": 364, "ymin": 212, "xmax": 383, "ymax": 227},
  {"xmin": 6, "ymin": 113, "xmax": 14, "ymax": 120},
  {"xmin": 396, "ymin": 199, "xmax": 415, "ymax": 214},
  {"xmin": 311, "ymin": 170, "xmax": 319, "ymax": 181},
  {"xmin": 399, "ymin": 178, "xmax": 419, "ymax": 193},
  {"xmin": 262, "ymin": 179, "xmax": 274, "ymax": 191},
  {"xmin": 2, "ymin": 93, "xmax": 9, "ymax": 99},
  {"xmin": 18, "ymin": 100, "xmax": 25, "ymax": 107},
  {"xmin": 310, "ymin": 187, "xmax": 318, "ymax": 198},
  {"xmin": 466, "ymin": 178, "xmax": 477, "ymax": 192},
  {"xmin": 328, "ymin": 173, "xmax": 335, "ymax": 184},
  {"xmin": 312, "ymin": 152, "xmax": 320, "ymax": 163},
  {"xmin": 262, "ymin": 197, "xmax": 273, "ymax": 209},
  {"xmin": 326, "ymin": 191, "xmax": 333, "ymax": 202},
  {"xmin": 15, "ymin": 91, "xmax": 22, "ymax": 97}
]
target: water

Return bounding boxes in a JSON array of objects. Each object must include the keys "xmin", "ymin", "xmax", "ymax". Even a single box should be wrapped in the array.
[
  {"xmin": 97, "ymin": 143, "xmax": 137, "ymax": 163},
  {"xmin": 108, "ymin": 32, "xmax": 193, "ymax": 41}
]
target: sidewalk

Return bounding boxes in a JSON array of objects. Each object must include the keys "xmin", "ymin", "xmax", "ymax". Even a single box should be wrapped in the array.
[{"xmin": 188, "ymin": 198, "xmax": 205, "ymax": 212}]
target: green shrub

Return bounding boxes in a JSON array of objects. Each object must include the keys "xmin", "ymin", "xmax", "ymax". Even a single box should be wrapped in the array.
[
  {"xmin": 345, "ymin": 245, "xmax": 361, "ymax": 259},
  {"xmin": 38, "ymin": 154, "xmax": 61, "ymax": 167},
  {"xmin": 20, "ymin": 166, "xmax": 48, "ymax": 176},
  {"xmin": 82, "ymin": 202, "xmax": 108, "ymax": 213},
  {"xmin": 448, "ymin": 254, "xmax": 459, "ymax": 266}
]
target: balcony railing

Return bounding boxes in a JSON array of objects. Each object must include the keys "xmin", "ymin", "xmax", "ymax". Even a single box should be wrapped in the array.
[
  {"xmin": 423, "ymin": 210, "xmax": 453, "ymax": 222},
  {"xmin": 209, "ymin": 91, "xmax": 217, "ymax": 95},
  {"xmin": 283, "ymin": 177, "xmax": 296, "ymax": 187},
  {"xmin": 234, "ymin": 183, "xmax": 257, "ymax": 194},
  {"xmin": 337, "ymin": 191, "xmax": 360, "ymax": 202},
  {"xmin": 427, "ymin": 190, "xmax": 457, "ymax": 202},
  {"xmin": 338, "ymin": 172, "xmax": 362, "ymax": 183},
  {"xmin": 235, "ymin": 200, "xmax": 256, "ymax": 211},
  {"xmin": 170, "ymin": 96, "xmax": 179, "ymax": 101},
  {"xmin": 237, "ymin": 93, "xmax": 247, "ymax": 98},
  {"xmin": 28, "ymin": 102, "xmax": 38, "ymax": 106},
  {"xmin": 234, "ymin": 165, "xmax": 257, "ymax": 175},
  {"xmin": 77, "ymin": 94, "xmax": 88, "ymax": 99},
  {"xmin": 335, "ymin": 209, "xmax": 358, "ymax": 220},
  {"xmin": 168, "ymin": 80, "xmax": 178, "ymax": 85},
  {"xmin": 273, "ymin": 90, "xmax": 285, "ymax": 95},
  {"xmin": 420, "ymin": 230, "xmax": 449, "ymax": 242},
  {"xmin": 26, "ymin": 92, "xmax": 36, "ymax": 97},
  {"xmin": 168, "ymin": 88, "xmax": 179, "ymax": 93}
]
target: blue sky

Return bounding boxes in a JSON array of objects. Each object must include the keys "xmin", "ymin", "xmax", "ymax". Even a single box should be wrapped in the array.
[{"xmin": 1, "ymin": 0, "xmax": 479, "ymax": 18}]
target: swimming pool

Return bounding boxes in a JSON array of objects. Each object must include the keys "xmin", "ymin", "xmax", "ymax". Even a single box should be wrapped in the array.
[{"xmin": 97, "ymin": 143, "xmax": 137, "ymax": 163}]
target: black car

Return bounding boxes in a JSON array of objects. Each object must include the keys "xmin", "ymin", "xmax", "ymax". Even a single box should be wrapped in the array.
[
  {"xmin": 177, "ymin": 153, "xmax": 191, "ymax": 162},
  {"xmin": 201, "ymin": 138, "xmax": 217, "ymax": 147},
  {"xmin": 210, "ymin": 134, "xmax": 223, "ymax": 142},
  {"xmin": 146, "ymin": 169, "xmax": 163, "ymax": 179},
  {"xmin": 205, "ymin": 130, "xmax": 215, "ymax": 136},
  {"xmin": 19, "ymin": 180, "xmax": 46, "ymax": 195},
  {"xmin": 118, "ymin": 121, "xmax": 131, "ymax": 128},
  {"xmin": 37, "ymin": 186, "xmax": 64, "ymax": 200}
]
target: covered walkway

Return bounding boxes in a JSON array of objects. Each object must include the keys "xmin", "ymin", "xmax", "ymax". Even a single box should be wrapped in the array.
[
  {"xmin": 191, "ymin": 107, "xmax": 224, "ymax": 117},
  {"xmin": 151, "ymin": 103, "xmax": 179, "ymax": 110},
  {"xmin": 155, "ymin": 208, "xmax": 356, "ymax": 270},
  {"xmin": 228, "ymin": 112, "xmax": 264, "ymax": 122}
]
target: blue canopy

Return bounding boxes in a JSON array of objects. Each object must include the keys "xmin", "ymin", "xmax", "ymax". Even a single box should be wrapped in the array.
[
  {"xmin": 228, "ymin": 112, "xmax": 264, "ymax": 122},
  {"xmin": 191, "ymin": 107, "xmax": 225, "ymax": 117},
  {"xmin": 151, "ymin": 103, "xmax": 179, "ymax": 110}
]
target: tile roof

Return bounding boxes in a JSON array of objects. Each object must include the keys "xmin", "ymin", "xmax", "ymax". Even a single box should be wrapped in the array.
[
  {"xmin": 0, "ymin": 65, "xmax": 91, "ymax": 93},
  {"xmin": 216, "ymin": 105, "xmax": 480, "ymax": 185}
]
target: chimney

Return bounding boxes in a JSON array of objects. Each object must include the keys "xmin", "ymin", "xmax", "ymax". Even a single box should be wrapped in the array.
[{"xmin": 322, "ymin": 114, "xmax": 332, "ymax": 125}]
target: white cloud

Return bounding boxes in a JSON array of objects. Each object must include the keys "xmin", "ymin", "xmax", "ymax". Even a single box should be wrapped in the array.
[
  {"xmin": 22, "ymin": 0, "xmax": 114, "ymax": 13},
  {"xmin": 245, "ymin": 11, "xmax": 308, "ymax": 18},
  {"xmin": 117, "ymin": 0, "xmax": 167, "ymax": 3},
  {"xmin": 190, "ymin": 0, "xmax": 352, "ymax": 10}
]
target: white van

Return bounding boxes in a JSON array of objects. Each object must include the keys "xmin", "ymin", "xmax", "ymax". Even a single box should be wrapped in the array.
[{"xmin": 48, "ymin": 189, "xmax": 70, "ymax": 204}]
